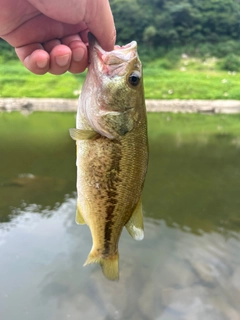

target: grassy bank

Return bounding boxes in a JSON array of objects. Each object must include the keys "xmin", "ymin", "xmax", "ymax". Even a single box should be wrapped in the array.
[
  {"xmin": 1, "ymin": 54, "xmax": 240, "ymax": 100},
  {"xmin": 0, "ymin": 61, "xmax": 85, "ymax": 98}
]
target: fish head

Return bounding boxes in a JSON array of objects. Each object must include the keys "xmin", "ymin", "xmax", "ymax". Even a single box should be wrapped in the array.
[{"xmin": 78, "ymin": 33, "xmax": 146, "ymax": 139}]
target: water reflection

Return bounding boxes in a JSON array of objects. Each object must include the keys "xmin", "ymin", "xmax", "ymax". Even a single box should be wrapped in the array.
[
  {"xmin": 145, "ymin": 132, "xmax": 240, "ymax": 236},
  {"xmin": 1, "ymin": 200, "xmax": 240, "ymax": 320},
  {"xmin": 0, "ymin": 112, "xmax": 76, "ymax": 222},
  {"xmin": 1, "ymin": 112, "xmax": 240, "ymax": 320}
]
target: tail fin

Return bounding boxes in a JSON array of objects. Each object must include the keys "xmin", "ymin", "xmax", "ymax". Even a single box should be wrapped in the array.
[{"xmin": 84, "ymin": 251, "xmax": 119, "ymax": 281}]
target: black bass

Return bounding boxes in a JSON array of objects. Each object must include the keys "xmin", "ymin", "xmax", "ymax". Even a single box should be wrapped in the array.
[{"xmin": 70, "ymin": 33, "xmax": 148, "ymax": 281}]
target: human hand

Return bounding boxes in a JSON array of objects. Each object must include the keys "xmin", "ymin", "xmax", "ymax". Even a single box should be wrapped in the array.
[{"xmin": 0, "ymin": 0, "xmax": 115, "ymax": 75}]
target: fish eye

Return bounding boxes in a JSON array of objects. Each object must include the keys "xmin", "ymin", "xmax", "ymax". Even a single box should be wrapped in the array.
[{"xmin": 128, "ymin": 72, "xmax": 141, "ymax": 87}]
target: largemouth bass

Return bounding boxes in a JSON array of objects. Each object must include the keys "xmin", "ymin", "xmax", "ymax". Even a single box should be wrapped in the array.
[{"xmin": 69, "ymin": 33, "xmax": 148, "ymax": 281}]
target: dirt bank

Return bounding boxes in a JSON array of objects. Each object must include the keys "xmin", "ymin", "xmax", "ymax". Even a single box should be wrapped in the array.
[{"xmin": 1, "ymin": 98, "xmax": 240, "ymax": 114}]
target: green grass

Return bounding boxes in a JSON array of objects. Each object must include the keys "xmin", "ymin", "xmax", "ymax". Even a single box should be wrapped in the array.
[
  {"xmin": 143, "ymin": 56, "xmax": 240, "ymax": 99},
  {"xmin": 143, "ymin": 69, "xmax": 239, "ymax": 99},
  {"xmin": 0, "ymin": 61, "xmax": 86, "ymax": 98},
  {"xmin": 1, "ymin": 54, "xmax": 240, "ymax": 99}
]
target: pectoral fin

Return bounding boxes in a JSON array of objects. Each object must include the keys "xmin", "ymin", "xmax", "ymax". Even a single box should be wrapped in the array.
[
  {"xmin": 69, "ymin": 128, "xmax": 99, "ymax": 140},
  {"xmin": 75, "ymin": 202, "xmax": 86, "ymax": 225},
  {"xmin": 125, "ymin": 198, "xmax": 144, "ymax": 240}
]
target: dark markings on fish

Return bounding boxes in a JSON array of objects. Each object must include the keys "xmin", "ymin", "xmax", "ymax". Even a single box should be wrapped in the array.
[
  {"xmin": 119, "ymin": 125, "xmax": 129, "ymax": 136},
  {"xmin": 103, "ymin": 205, "xmax": 115, "ymax": 255},
  {"xmin": 107, "ymin": 190, "xmax": 117, "ymax": 198},
  {"xmin": 107, "ymin": 197, "xmax": 118, "ymax": 205},
  {"xmin": 103, "ymin": 141, "xmax": 122, "ymax": 256}
]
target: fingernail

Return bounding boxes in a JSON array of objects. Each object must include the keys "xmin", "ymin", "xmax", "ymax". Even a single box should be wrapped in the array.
[
  {"xmin": 37, "ymin": 58, "xmax": 48, "ymax": 68},
  {"xmin": 73, "ymin": 48, "xmax": 84, "ymax": 62},
  {"xmin": 56, "ymin": 54, "xmax": 70, "ymax": 67}
]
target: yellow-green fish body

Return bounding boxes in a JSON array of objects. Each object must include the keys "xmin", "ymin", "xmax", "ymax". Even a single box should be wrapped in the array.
[{"xmin": 70, "ymin": 34, "xmax": 148, "ymax": 280}]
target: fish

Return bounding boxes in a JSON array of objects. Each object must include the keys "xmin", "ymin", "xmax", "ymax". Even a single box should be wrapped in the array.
[{"xmin": 69, "ymin": 33, "xmax": 148, "ymax": 281}]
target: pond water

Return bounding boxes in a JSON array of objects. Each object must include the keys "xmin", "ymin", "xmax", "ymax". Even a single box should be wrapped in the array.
[{"xmin": 1, "ymin": 112, "xmax": 240, "ymax": 320}]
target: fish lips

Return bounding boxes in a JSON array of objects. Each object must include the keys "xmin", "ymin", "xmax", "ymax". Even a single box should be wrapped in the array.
[{"xmin": 87, "ymin": 32, "xmax": 138, "ymax": 76}]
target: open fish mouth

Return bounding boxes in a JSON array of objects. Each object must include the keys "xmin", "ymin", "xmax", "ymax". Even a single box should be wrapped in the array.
[{"xmin": 88, "ymin": 33, "xmax": 137, "ymax": 68}]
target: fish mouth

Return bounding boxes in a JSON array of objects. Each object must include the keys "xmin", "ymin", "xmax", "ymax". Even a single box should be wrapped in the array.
[{"xmin": 88, "ymin": 33, "xmax": 137, "ymax": 68}]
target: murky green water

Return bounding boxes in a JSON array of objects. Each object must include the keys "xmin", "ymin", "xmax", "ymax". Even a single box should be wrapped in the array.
[{"xmin": 1, "ymin": 111, "xmax": 240, "ymax": 320}]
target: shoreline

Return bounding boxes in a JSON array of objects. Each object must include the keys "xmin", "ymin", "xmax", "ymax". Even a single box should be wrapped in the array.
[{"xmin": 1, "ymin": 98, "xmax": 240, "ymax": 114}]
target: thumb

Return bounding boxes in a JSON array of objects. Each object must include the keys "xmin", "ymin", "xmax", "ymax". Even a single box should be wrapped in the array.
[{"xmin": 86, "ymin": 0, "xmax": 116, "ymax": 51}]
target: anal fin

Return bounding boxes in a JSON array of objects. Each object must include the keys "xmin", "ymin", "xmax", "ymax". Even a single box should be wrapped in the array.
[
  {"xmin": 75, "ymin": 201, "xmax": 86, "ymax": 225},
  {"xmin": 125, "ymin": 197, "xmax": 144, "ymax": 240}
]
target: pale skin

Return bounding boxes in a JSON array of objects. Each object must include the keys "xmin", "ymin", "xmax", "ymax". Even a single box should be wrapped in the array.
[{"xmin": 0, "ymin": 0, "xmax": 116, "ymax": 75}]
